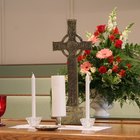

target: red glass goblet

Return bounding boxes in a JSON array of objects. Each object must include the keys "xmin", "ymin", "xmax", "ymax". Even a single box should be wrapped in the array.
[{"xmin": 0, "ymin": 95, "xmax": 7, "ymax": 126}]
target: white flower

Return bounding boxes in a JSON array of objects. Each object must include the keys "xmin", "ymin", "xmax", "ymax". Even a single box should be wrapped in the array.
[
  {"xmin": 90, "ymin": 67, "xmax": 96, "ymax": 73},
  {"xmin": 65, "ymin": 75, "xmax": 68, "ymax": 82},
  {"xmin": 102, "ymin": 77, "xmax": 105, "ymax": 82},
  {"xmin": 80, "ymin": 69, "xmax": 91, "ymax": 76},
  {"xmin": 80, "ymin": 69, "xmax": 86, "ymax": 75},
  {"xmin": 120, "ymin": 23, "xmax": 134, "ymax": 49},
  {"xmin": 107, "ymin": 69, "xmax": 112, "ymax": 75},
  {"xmin": 107, "ymin": 7, "xmax": 117, "ymax": 31},
  {"xmin": 113, "ymin": 61, "xmax": 118, "ymax": 66}
]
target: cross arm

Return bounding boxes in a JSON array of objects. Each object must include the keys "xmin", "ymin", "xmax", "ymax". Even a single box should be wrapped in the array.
[
  {"xmin": 78, "ymin": 41, "xmax": 92, "ymax": 50},
  {"xmin": 53, "ymin": 42, "xmax": 67, "ymax": 51}
]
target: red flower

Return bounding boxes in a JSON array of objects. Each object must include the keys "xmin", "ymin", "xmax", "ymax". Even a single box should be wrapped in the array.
[
  {"xmin": 108, "ymin": 55, "xmax": 114, "ymax": 63},
  {"xmin": 109, "ymin": 34, "xmax": 115, "ymax": 42},
  {"xmin": 77, "ymin": 55, "xmax": 85, "ymax": 62},
  {"xmin": 98, "ymin": 66, "xmax": 107, "ymax": 74},
  {"xmin": 96, "ymin": 25, "xmax": 106, "ymax": 33},
  {"xmin": 126, "ymin": 63, "xmax": 131, "ymax": 69},
  {"xmin": 118, "ymin": 69, "xmax": 126, "ymax": 77},
  {"xmin": 112, "ymin": 65, "xmax": 119, "ymax": 73},
  {"xmin": 114, "ymin": 39, "xmax": 123, "ymax": 48},
  {"xmin": 116, "ymin": 56, "xmax": 121, "ymax": 63},
  {"xmin": 84, "ymin": 50, "xmax": 91, "ymax": 55},
  {"xmin": 94, "ymin": 31, "xmax": 99, "ymax": 37},
  {"xmin": 112, "ymin": 27, "xmax": 119, "ymax": 35}
]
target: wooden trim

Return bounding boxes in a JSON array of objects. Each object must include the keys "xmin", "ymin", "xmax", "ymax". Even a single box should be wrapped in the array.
[
  {"xmin": 2, "ymin": 118, "xmax": 140, "ymax": 124},
  {"xmin": 0, "ymin": 94, "xmax": 50, "ymax": 96},
  {"xmin": 50, "ymin": 117, "xmax": 140, "ymax": 124},
  {"xmin": 0, "ymin": 63, "xmax": 66, "ymax": 66},
  {"xmin": 0, "ymin": 76, "xmax": 51, "ymax": 78},
  {"xmin": 96, "ymin": 118, "xmax": 140, "ymax": 124},
  {"xmin": 2, "ymin": 118, "xmax": 56, "ymax": 122}
]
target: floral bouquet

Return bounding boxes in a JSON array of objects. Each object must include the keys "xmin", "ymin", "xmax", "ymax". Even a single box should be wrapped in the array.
[{"xmin": 77, "ymin": 8, "xmax": 140, "ymax": 108}]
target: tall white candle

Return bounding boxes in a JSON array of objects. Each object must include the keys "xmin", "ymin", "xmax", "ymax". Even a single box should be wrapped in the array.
[
  {"xmin": 85, "ymin": 73, "xmax": 90, "ymax": 119},
  {"xmin": 51, "ymin": 75, "xmax": 66, "ymax": 117},
  {"xmin": 31, "ymin": 73, "xmax": 36, "ymax": 118}
]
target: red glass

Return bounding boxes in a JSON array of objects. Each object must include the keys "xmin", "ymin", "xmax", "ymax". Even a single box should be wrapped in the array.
[{"xmin": 0, "ymin": 96, "xmax": 7, "ymax": 126}]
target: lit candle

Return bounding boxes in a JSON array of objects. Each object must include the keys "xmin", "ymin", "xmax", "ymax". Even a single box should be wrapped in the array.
[
  {"xmin": 31, "ymin": 73, "xmax": 36, "ymax": 118},
  {"xmin": 85, "ymin": 73, "xmax": 90, "ymax": 119}
]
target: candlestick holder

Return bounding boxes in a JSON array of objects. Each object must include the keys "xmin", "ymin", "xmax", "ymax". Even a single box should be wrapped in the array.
[
  {"xmin": 56, "ymin": 117, "xmax": 62, "ymax": 127},
  {"xmin": 26, "ymin": 117, "xmax": 42, "ymax": 127},
  {"xmin": 80, "ymin": 118, "xmax": 95, "ymax": 128}
]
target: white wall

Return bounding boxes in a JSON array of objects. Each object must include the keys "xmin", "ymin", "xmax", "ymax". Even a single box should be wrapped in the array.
[{"xmin": 0, "ymin": 0, "xmax": 140, "ymax": 64}]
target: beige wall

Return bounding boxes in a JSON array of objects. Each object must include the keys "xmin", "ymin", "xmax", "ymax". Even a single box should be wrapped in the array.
[{"xmin": 0, "ymin": 0, "xmax": 140, "ymax": 64}]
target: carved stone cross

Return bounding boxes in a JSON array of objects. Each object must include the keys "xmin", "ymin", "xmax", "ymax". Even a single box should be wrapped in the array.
[{"xmin": 53, "ymin": 19, "xmax": 92, "ymax": 106}]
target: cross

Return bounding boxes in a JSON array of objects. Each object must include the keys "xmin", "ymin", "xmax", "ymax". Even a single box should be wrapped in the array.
[{"xmin": 53, "ymin": 19, "xmax": 92, "ymax": 106}]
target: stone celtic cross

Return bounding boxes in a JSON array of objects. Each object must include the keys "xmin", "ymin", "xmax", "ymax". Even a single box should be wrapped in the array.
[{"xmin": 53, "ymin": 19, "xmax": 92, "ymax": 106}]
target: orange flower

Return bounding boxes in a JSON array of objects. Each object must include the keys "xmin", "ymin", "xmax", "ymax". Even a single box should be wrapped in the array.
[
  {"xmin": 96, "ymin": 48, "xmax": 113, "ymax": 59},
  {"xmin": 80, "ymin": 61, "xmax": 92, "ymax": 74}
]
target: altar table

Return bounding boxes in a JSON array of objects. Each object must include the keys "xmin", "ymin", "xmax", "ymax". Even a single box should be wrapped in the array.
[{"xmin": 0, "ymin": 119, "xmax": 140, "ymax": 140}]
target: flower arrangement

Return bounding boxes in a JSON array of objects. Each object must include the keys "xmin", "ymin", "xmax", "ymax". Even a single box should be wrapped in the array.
[{"xmin": 77, "ymin": 8, "xmax": 140, "ymax": 108}]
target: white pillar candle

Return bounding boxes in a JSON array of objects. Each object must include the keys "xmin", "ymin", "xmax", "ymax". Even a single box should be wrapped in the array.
[
  {"xmin": 31, "ymin": 73, "xmax": 36, "ymax": 118},
  {"xmin": 51, "ymin": 75, "xmax": 66, "ymax": 117},
  {"xmin": 85, "ymin": 73, "xmax": 90, "ymax": 119}
]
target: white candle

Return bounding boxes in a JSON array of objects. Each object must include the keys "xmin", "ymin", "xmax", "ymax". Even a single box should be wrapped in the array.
[
  {"xmin": 51, "ymin": 75, "xmax": 66, "ymax": 117},
  {"xmin": 31, "ymin": 73, "xmax": 36, "ymax": 118},
  {"xmin": 85, "ymin": 73, "xmax": 90, "ymax": 119}
]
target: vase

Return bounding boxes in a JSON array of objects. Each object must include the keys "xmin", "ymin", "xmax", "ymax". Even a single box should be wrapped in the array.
[
  {"xmin": 0, "ymin": 95, "xmax": 7, "ymax": 126},
  {"xmin": 90, "ymin": 90, "xmax": 113, "ymax": 118}
]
